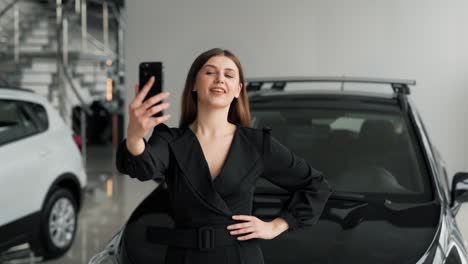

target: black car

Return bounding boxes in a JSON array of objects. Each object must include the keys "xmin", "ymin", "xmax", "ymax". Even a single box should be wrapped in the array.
[{"xmin": 90, "ymin": 77, "xmax": 468, "ymax": 264}]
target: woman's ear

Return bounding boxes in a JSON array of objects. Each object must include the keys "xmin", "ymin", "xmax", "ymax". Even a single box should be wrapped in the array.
[{"xmin": 235, "ymin": 83, "xmax": 243, "ymax": 98}]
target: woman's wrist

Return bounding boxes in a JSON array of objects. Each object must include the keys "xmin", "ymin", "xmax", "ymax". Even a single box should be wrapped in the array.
[
  {"xmin": 271, "ymin": 217, "xmax": 289, "ymax": 235},
  {"xmin": 126, "ymin": 137, "xmax": 145, "ymax": 156}
]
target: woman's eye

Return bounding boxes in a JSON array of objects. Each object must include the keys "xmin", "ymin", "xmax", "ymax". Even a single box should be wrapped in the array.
[
  {"xmin": 226, "ymin": 75, "xmax": 234, "ymax": 78},
  {"xmin": 206, "ymin": 71, "xmax": 214, "ymax": 75}
]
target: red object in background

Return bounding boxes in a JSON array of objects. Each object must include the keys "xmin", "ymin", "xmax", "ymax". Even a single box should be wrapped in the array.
[{"xmin": 73, "ymin": 134, "xmax": 82, "ymax": 152}]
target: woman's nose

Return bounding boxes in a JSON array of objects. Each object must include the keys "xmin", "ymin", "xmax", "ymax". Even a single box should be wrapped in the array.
[{"xmin": 216, "ymin": 75, "xmax": 225, "ymax": 84}]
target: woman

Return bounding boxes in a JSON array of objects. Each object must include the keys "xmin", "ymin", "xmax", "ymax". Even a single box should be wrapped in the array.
[{"xmin": 116, "ymin": 48, "xmax": 332, "ymax": 264}]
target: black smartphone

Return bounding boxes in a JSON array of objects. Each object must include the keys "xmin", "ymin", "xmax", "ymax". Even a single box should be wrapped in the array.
[{"xmin": 139, "ymin": 62, "xmax": 164, "ymax": 117}]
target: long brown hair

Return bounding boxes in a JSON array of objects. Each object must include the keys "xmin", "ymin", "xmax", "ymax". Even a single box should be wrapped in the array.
[{"xmin": 179, "ymin": 48, "xmax": 251, "ymax": 128}]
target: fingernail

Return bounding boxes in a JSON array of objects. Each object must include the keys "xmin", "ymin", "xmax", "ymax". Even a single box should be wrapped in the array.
[
  {"xmin": 165, "ymin": 92, "xmax": 170, "ymax": 95},
  {"xmin": 151, "ymin": 76, "xmax": 155, "ymax": 80}
]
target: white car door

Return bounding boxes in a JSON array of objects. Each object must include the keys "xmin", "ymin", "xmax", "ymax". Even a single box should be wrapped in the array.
[{"xmin": 0, "ymin": 99, "xmax": 48, "ymax": 226}]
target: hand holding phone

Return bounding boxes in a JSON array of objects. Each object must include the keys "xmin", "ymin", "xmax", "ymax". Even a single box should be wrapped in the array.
[{"xmin": 125, "ymin": 65, "xmax": 171, "ymax": 155}]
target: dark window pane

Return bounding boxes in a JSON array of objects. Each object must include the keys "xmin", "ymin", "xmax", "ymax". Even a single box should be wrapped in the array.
[
  {"xmin": 446, "ymin": 248, "xmax": 462, "ymax": 264},
  {"xmin": 0, "ymin": 100, "xmax": 39, "ymax": 145},
  {"xmin": 24, "ymin": 102, "xmax": 49, "ymax": 132},
  {"xmin": 252, "ymin": 108, "xmax": 431, "ymax": 202}
]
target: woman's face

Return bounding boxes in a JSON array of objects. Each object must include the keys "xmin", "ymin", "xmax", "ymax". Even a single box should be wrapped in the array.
[{"xmin": 193, "ymin": 55, "xmax": 243, "ymax": 109}]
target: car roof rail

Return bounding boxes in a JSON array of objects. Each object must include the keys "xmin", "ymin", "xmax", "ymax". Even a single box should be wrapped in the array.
[
  {"xmin": 0, "ymin": 87, "xmax": 35, "ymax": 93},
  {"xmin": 245, "ymin": 76, "xmax": 416, "ymax": 95}
]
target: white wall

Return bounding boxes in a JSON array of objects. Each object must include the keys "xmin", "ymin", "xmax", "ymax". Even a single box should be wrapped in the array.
[
  {"xmin": 313, "ymin": 0, "xmax": 468, "ymax": 180},
  {"xmin": 125, "ymin": 0, "xmax": 468, "ymax": 178},
  {"xmin": 124, "ymin": 0, "xmax": 320, "ymax": 126}
]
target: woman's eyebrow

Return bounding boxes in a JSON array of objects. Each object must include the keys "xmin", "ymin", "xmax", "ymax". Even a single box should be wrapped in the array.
[{"xmin": 204, "ymin": 64, "xmax": 237, "ymax": 72}]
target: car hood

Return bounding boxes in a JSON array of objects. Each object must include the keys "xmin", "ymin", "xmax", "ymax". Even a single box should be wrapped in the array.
[{"xmin": 259, "ymin": 199, "xmax": 441, "ymax": 264}]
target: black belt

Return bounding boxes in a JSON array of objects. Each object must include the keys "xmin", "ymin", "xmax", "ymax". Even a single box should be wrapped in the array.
[{"xmin": 146, "ymin": 225, "xmax": 239, "ymax": 251}]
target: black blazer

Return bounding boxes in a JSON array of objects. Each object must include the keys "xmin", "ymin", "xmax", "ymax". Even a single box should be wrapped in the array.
[{"xmin": 116, "ymin": 123, "xmax": 332, "ymax": 264}]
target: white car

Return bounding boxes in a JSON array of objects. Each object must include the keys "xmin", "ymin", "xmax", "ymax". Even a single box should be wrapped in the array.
[{"xmin": 0, "ymin": 87, "xmax": 87, "ymax": 259}]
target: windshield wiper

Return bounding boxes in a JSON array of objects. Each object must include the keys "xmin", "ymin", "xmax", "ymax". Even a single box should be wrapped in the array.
[
  {"xmin": 331, "ymin": 191, "xmax": 398, "ymax": 205},
  {"xmin": 331, "ymin": 191, "xmax": 368, "ymax": 202}
]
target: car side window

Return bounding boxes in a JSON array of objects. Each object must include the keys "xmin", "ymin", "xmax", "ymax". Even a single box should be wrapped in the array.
[
  {"xmin": 23, "ymin": 102, "xmax": 49, "ymax": 132},
  {"xmin": 0, "ymin": 100, "xmax": 40, "ymax": 145}
]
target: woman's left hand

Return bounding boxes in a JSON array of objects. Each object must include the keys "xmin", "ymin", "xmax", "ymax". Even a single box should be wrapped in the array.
[{"xmin": 227, "ymin": 215, "xmax": 288, "ymax": 241}]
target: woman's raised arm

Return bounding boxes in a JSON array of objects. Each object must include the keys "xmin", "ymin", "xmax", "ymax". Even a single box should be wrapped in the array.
[{"xmin": 116, "ymin": 76, "xmax": 172, "ymax": 181}]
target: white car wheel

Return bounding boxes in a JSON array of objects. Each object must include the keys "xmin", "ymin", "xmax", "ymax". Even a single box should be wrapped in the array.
[
  {"xmin": 49, "ymin": 197, "xmax": 76, "ymax": 248},
  {"xmin": 40, "ymin": 188, "xmax": 78, "ymax": 259}
]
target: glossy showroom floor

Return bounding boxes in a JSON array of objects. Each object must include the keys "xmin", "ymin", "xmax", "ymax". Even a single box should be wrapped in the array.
[
  {"xmin": 43, "ymin": 145, "xmax": 158, "ymax": 264},
  {"xmin": 3, "ymin": 144, "xmax": 468, "ymax": 263}
]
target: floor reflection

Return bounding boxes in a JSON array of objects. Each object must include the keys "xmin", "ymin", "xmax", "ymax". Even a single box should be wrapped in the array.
[{"xmin": 43, "ymin": 144, "xmax": 157, "ymax": 264}]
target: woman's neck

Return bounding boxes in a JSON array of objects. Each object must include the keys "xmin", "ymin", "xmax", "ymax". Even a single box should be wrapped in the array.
[{"xmin": 189, "ymin": 106, "xmax": 235, "ymax": 138}]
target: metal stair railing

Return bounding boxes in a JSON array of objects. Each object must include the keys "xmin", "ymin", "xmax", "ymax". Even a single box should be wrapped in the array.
[
  {"xmin": 60, "ymin": 60, "xmax": 92, "ymax": 169},
  {"xmin": 0, "ymin": 0, "xmax": 19, "ymax": 18},
  {"xmin": 55, "ymin": 0, "xmax": 125, "ymax": 165},
  {"xmin": 0, "ymin": 0, "xmax": 126, "ymax": 169},
  {"xmin": 0, "ymin": 0, "xmax": 20, "ymax": 61}
]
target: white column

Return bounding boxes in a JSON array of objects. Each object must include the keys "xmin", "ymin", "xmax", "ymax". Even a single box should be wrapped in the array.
[
  {"xmin": 81, "ymin": 0, "xmax": 87, "ymax": 52},
  {"xmin": 63, "ymin": 18, "xmax": 68, "ymax": 65},
  {"xmin": 13, "ymin": 5, "xmax": 19, "ymax": 62},
  {"xmin": 75, "ymin": 0, "xmax": 81, "ymax": 14},
  {"xmin": 103, "ymin": 1, "xmax": 109, "ymax": 53}
]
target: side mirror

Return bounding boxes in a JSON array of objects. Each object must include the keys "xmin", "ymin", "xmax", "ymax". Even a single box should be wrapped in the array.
[{"xmin": 451, "ymin": 172, "xmax": 468, "ymax": 205}]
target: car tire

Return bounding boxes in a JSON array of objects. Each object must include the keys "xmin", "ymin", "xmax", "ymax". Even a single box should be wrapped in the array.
[{"xmin": 39, "ymin": 188, "xmax": 78, "ymax": 260}]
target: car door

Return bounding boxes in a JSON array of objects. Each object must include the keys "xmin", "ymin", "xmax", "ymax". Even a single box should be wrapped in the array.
[{"xmin": 0, "ymin": 99, "xmax": 46, "ymax": 226}]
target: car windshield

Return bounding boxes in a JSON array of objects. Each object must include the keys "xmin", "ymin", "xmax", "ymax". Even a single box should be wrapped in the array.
[{"xmin": 251, "ymin": 107, "xmax": 432, "ymax": 202}]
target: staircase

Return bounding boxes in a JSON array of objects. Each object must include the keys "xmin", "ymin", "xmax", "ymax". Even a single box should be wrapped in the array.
[{"xmin": 0, "ymin": 0, "xmax": 124, "ymax": 126}]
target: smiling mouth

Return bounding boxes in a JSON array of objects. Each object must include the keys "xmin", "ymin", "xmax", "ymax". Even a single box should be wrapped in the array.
[{"xmin": 210, "ymin": 87, "xmax": 226, "ymax": 93}]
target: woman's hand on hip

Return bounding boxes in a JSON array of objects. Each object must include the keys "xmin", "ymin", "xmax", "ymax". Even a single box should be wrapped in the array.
[{"xmin": 227, "ymin": 215, "xmax": 289, "ymax": 241}]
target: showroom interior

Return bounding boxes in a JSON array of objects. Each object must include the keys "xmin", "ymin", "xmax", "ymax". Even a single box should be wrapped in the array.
[{"xmin": 0, "ymin": 0, "xmax": 467, "ymax": 263}]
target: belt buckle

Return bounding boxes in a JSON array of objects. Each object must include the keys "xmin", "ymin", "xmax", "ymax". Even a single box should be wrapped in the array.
[{"xmin": 198, "ymin": 226, "xmax": 215, "ymax": 251}]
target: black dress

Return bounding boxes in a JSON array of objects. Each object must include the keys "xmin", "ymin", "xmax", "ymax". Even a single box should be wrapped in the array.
[{"xmin": 116, "ymin": 123, "xmax": 332, "ymax": 264}]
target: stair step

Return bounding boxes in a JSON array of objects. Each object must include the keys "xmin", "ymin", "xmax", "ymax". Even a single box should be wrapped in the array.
[
  {"xmin": 31, "ymin": 57, "xmax": 56, "ymax": 64},
  {"xmin": 23, "ymin": 68, "xmax": 57, "ymax": 74},
  {"xmin": 32, "ymin": 61, "xmax": 57, "ymax": 71},
  {"xmin": 90, "ymin": 90, "xmax": 107, "ymax": 97},
  {"xmin": 88, "ymin": 83, "xmax": 107, "ymax": 92},
  {"xmin": 31, "ymin": 29, "xmax": 53, "ymax": 37},
  {"xmin": 0, "ymin": 63, "xmax": 18, "ymax": 72},
  {"xmin": 21, "ymin": 75, "xmax": 53, "ymax": 84},
  {"xmin": 20, "ymin": 70, "xmax": 54, "ymax": 84},
  {"xmin": 19, "ymin": 83, "xmax": 49, "ymax": 96},
  {"xmin": 82, "ymin": 74, "xmax": 108, "ymax": 83},
  {"xmin": 16, "ymin": 1, "xmax": 44, "ymax": 9},
  {"xmin": 37, "ymin": 20, "xmax": 49, "ymax": 28},
  {"xmin": 19, "ymin": 45, "xmax": 44, "ymax": 52},
  {"xmin": 21, "ymin": 71, "xmax": 54, "ymax": 82},
  {"xmin": 25, "ymin": 37, "xmax": 49, "ymax": 45},
  {"xmin": 75, "ymin": 65, "xmax": 104, "ymax": 74}
]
